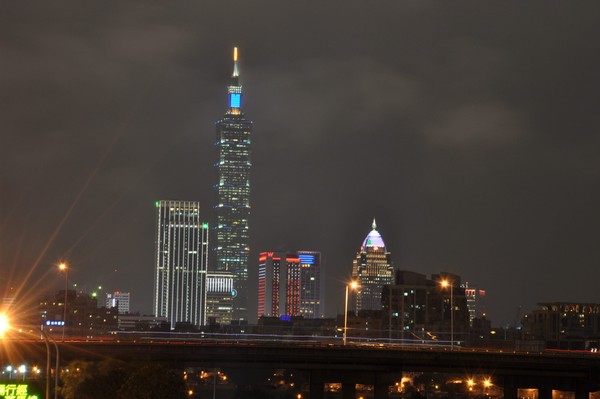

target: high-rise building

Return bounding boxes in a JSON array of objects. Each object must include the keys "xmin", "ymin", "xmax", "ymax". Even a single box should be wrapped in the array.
[
  {"xmin": 106, "ymin": 291, "xmax": 130, "ymax": 314},
  {"xmin": 257, "ymin": 252, "xmax": 299, "ymax": 318},
  {"xmin": 214, "ymin": 47, "xmax": 253, "ymax": 321},
  {"xmin": 206, "ymin": 271, "xmax": 234, "ymax": 325},
  {"xmin": 298, "ymin": 251, "xmax": 324, "ymax": 318},
  {"xmin": 352, "ymin": 219, "xmax": 393, "ymax": 311},
  {"xmin": 463, "ymin": 282, "xmax": 486, "ymax": 325},
  {"xmin": 154, "ymin": 200, "xmax": 208, "ymax": 329},
  {"xmin": 258, "ymin": 251, "xmax": 323, "ymax": 319}
]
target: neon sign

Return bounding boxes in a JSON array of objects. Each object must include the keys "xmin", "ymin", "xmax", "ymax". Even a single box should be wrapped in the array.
[
  {"xmin": 298, "ymin": 254, "xmax": 315, "ymax": 264},
  {"xmin": 0, "ymin": 383, "xmax": 39, "ymax": 399}
]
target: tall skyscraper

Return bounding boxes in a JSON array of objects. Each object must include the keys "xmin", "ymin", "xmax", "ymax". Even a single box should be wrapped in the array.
[
  {"xmin": 352, "ymin": 219, "xmax": 393, "ymax": 311},
  {"xmin": 257, "ymin": 251, "xmax": 323, "ymax": 319},
  {"xmin": 214, "ymin": 47, "xmax": 253, "ymax": 321},
  {"xmin": 154, "ymin": 200, "xmax": 208, "ymax": 329}
]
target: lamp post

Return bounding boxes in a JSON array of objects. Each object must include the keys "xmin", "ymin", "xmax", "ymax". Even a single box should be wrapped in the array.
[
  {"xmin": 58, "ymin": 262, "xmax": 68, "ymax": 340},
  {"xmin": 40, "ymin": 325, "xmax": 60, "ymax": 399},
  {"xmin": 440, "ymin": 279, "xmax": 454, "ymax": 350},
  {"xmin": 343, "ymin": 281, "xmax": 358, "ymax": 346}
]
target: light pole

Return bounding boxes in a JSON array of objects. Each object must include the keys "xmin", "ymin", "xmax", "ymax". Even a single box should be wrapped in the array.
[
  {"xmin": 40, "ymin": 325, "xmax": 60, "ymax": 399},
  {"xmin": 441, "ymin": 279, "xmax": 454, "ymax": 349},
  {"xmin": 343, "ymin": 281, "xmax": 358, "ymax": 346},
  {"xmin": 58, "ymin": 262, "xmax": 68, "ymax": 340}
]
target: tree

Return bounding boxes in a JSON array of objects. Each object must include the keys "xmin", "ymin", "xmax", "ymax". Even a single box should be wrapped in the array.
[
  {"xmin": 117, "ymin": 363, "xmax": 185, "ymax": 399},
  {"xmin": 60, "ymin": 360, "xmax": 129, "ymax": 399}
]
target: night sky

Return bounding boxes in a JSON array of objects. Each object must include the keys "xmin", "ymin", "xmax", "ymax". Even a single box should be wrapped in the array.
[{"xmin": 2, "ymin": 1, "xmax": 600, "ymax": 327}]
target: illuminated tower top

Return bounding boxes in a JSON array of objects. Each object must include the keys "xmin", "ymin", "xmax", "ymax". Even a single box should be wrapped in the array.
[
  {"xmin": 227, "ymin": 47, "xmax": 243, "ymax": 115},
  {"xmin": 361, "ymin": 218, "xmax": 386, "ymax": 250}
]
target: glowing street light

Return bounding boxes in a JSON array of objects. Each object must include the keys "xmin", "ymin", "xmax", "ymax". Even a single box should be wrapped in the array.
[
  {"xmin": 0, "ymin": 313, "xmax": 9, "ymax": 336},
  {"xmin": 58, "ymin": 262, "xmax": 68, "ymax": 340},
  {"xmin": 440, "ymin": 279, "xmax": 454, "ymax": 350},
  {"xmin": 343, "ymin": 281, "xmax": 359, "ymax": 346}
]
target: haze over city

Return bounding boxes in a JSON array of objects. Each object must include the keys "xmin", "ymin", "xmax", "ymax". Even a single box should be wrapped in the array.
[{"xmin": 1, "ymin": 1, "xmax": 600, "ymax": 327}]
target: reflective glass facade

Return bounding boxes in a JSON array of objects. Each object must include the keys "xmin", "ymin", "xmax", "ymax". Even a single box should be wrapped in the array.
[{"xmin": 214, "ymin": 48, "xmax": 252, "ymax": 321}]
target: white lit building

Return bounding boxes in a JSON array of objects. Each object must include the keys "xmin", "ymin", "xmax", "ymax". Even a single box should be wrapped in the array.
[
  {"xmin": 106, "ymin": 291, "xmax": 131, "ymax": 314},
  {"xmin": 153, "ymin": 200, "xmax": 208, "ymax": 329}
]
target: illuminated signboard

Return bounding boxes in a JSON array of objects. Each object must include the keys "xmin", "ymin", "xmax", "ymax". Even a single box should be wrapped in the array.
[
  {"xmin": 0, "ymin": 383, "xmax": 39, "ymax": 399},
  {"xmin": 229, "ymin": 93, "xmax": 241, "ymax": 108},
  {"xmin": 298, "ymin": 254, "xmax": 315, "ymax": 265}
]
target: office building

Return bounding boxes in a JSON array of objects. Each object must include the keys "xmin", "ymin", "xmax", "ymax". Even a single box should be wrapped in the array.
[
  {"xmin": 352, "ymin": 219, "xmax": 393, "ymax": 311},
  {"xmin": 153, "ymin": 200, "xmax": 208, "ymax": 329},
  {"xmin": 463, "ymin": 282, "xmax": 486, "ymax": 325},
  {"xmin": 106, "ymin": 291, "xmax": 130, "ymax": 314},
  {"xmin": 206, "ymin": 271, "xmax": 234, "ymax": 325},
  {"xmin": 257, "ymin": 252, "xmax": 300, "ymax": 318},
  {"xmin": 214, "ymin": 47, "xmax": 253, "ymax": 321},
  {"xmin": 298, "ymin": 251, "xmax": 324, "ymax": 318},
  {"xmin": 258, "ymin": 251, "xmax": 323, "ymax": 319}
]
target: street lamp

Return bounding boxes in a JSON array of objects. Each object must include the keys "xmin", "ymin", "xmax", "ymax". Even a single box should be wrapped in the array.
[
  {"xmin": 343, "ymin": 281, "xmax": 358, "ymax": 346},
  {"xmin": 0, "ymin": 313, "xmax": 9, "ymax": 336},
  {"xmin": 440, "ymin": 279, "xmax": 454, "ymax": 350},
  {"xmin": 58, "ymin": 262, "xmax": 68, "ymax": 340}
]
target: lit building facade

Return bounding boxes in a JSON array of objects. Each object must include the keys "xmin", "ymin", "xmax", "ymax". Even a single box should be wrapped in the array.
[
  {"xmin": 257, "ymin": 252, "xmax": 301, "ymax": 318},
  {"xmin": 206, "ymin": 271, "xmax": 234, "ymax": 325},
  {"xmin": 214, "ymin": 47, "xmax": 253, "ymax": 321},
  {"xmin": 258, "ymin": 251, "xmax": 324, "ymax": 319},
  {"xmin": 463, "ymin": 282, "xmax": 486, "ymax": 325},
  {"xmin": 153, "ymin": 200, "xmax": 208, "ymax": 329},
  {"xmin": 106, "ymin": 291, "xmax": 130, "ymax": 314},
  {"xmin": 352, "ymin": 219, "xmax": 393, "ymax": 311},
  {"xmin": 298, "ymin": 251, "xmax": 324, "ymax": 318}
]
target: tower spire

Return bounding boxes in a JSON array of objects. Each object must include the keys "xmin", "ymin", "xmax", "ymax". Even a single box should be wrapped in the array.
[
  {"xmin": 232, "ymin": 47, "xmax": 239, "ymax": 78},
  {"xmin": 372, "ymin": 218, "xmax": 377, "ymax": 230}
]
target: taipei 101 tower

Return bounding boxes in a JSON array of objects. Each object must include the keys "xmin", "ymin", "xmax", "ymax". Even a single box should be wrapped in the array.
[{"xmin": 214, "ymin": 47, "xmax": 252, "ymax": 321}]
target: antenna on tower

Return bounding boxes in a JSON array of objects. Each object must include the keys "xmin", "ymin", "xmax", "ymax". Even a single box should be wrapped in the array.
[{"xmin": 232, "ymin": 47, "xmax": 239, "ymax": 77}]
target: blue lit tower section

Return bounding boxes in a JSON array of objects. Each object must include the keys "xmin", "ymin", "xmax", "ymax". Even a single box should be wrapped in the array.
[
  {"xmin": 352, "ymin": 219, "xmax": 393, "ymax": 312},
  {"xmin": 153, "ymin": 200, "xmax": 208, "ymax": 329},
  {"xmin": 214, "ymin": 47, "xmax": 253, "ymax": 321},
  {"xmin": 298, "ymin": 251, "xmax": 324, "ymax": 318}
]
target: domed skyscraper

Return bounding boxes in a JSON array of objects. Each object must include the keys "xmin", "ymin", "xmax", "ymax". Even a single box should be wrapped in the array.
[{"xmin": 352, "ymin": 219, "xmax": 394, "ymax": 312}]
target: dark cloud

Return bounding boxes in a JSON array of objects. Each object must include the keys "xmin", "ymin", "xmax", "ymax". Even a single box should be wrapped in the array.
[{"xmin": 1, "ymin": 1, "xmax": 600, "ymax": 325}]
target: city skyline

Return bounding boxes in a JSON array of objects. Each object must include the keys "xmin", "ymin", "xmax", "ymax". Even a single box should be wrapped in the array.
[{"xmin": 1, "ymin": 2, "xmax": 600, "ymax": 327}]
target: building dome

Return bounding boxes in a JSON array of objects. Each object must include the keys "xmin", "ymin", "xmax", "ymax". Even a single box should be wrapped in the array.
[{"xmin": 361, "ymin": 219, "xmax": 386, "ymax": 249}]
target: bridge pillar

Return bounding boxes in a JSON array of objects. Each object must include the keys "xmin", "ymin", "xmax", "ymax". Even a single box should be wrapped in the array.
[
  {"xmin": 538, "ymin": 387, "xmax": 552, "ymax": 399},
  {"xmin": 504, "ymin": 384, "xmax": 518, "ymax": 399},
  {"xmin": 342, "ymin": 383, "xmax": 356, "ymax": 399},
  {"xmin": 575, "ymin": 386, "xmax": 589, "ymax": 399},
  {"xmin": 309, "ymin": 381, "xmax": 324, "ymax": 399},
  {"xmin": 374, "ymin": 382, "xmax": 389, "ymax": 399}
]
